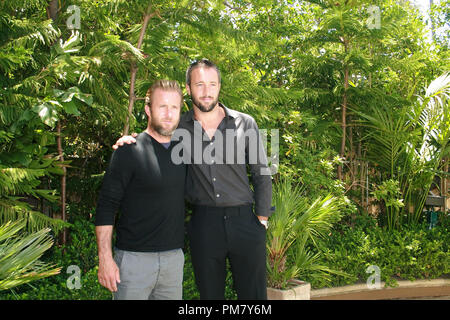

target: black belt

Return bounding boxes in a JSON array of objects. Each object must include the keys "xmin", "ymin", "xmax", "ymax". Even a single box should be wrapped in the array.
[{"xmin": 193, "ymin": 204, "xmax": 252, "ymax": 217}]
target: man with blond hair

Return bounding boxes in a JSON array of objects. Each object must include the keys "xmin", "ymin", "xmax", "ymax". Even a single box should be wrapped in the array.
[{"xmin": 95, "ymin": 80, "xmax": 186, "ymax": 300}]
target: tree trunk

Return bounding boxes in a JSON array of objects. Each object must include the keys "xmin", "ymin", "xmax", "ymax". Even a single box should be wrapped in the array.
[
  {"xmin": 430, "ymin": 0, "xmax": 435, "ymax": 42},
  {"xmin": 47, "ymin": 0, "xmax": 67, "ymax": 245},
  {"xmin": 338, "ymin": 38, "xmax": 350, "ymax": 181},
  {"xmin": 359, "ymin": 140, "xmax": 364, "ymax": 209},
  {"xmin": 338, "ymin": 64, "xmax": 349, "ymax": 180},
  {"xmin": 47, "ymin": 0, "xmax": 58, "ymax": 21},
  {"xmin": 123, "ymin": 4, "xmax": 157, "ymax": 135},
  {"xmin": 57, "ymin": 121, "xmax": 67, "ymax": 245}
]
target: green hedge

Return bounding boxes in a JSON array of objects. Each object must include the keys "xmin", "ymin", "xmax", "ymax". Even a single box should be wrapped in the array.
[
  {"xmin": 1, "ymin": 213, "xmax": 448, "ymax": 299},
  {"xmin": 0, "ymin": 215, "xmax": 235, "ymax": 300},
  {"xmin": 307, "ymin": 214, "xmax": 450, "ymax": 289},
  {"xmin": 0, "ymin": 217, "xmax": 111, "ymax": 300}
]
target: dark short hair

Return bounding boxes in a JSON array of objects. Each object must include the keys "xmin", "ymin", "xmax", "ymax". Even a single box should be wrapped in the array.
[
  {"xmin": 185, "ymin": 59, "xmax": 221, "ymax": 86},
  {"xmin": 145, "ymin": 79, "xmax": 183, "ymax": 108}
]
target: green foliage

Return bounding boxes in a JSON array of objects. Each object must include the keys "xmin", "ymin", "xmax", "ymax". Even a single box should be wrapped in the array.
[
  {"xmin": 0, "ymin": 166, "xmax": 67, "ymax": 233},
  {"xmin": 313, "ymin": 214, "xmax": 450, "ymax": 288},
  {"xmin": 357, "ymin": 73, "xmax": 450, "ymax": 228},
  {"xmin": 276, "ymin": 109, "xmax": 349, "ymax": 207},
  {"xmin": 0, "ymin": 264, "xmax": 111, "ymax": 300},
  {"xmin": 267, "ymin": 177, "xmax": 350, "ymax": 289},
  {"xmin": 372, "ymin": 179, "xmax": 405, "ymax": 230},
  {"xmin": 0, "ymin": 220, "xmax": 60, "ymax": 291},
  {"xmin": 1, "ymin": 0, "xmax": 449, "ymax": 299}
]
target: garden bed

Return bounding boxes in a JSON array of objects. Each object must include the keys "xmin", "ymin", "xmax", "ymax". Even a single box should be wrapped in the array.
[
  {"xmin": 0, "ymin": 212, "xmax": 448, "ymax": 300},
  {"xmin": 311, "ymin": 279, "xmax": 450, "ymax": 300},
  {"xmin": 300, "ymin": 214, "xmax": 450, "ymax": 291}
]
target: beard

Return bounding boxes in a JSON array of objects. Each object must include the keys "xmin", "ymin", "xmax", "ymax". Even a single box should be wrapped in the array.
[
  {"xmin": 150, "ymin": 117, "xmax": 178, "ymax": 137},
  {"xmin": 191, "ymin": 95, "xmax": 219, "ymax": 113}
]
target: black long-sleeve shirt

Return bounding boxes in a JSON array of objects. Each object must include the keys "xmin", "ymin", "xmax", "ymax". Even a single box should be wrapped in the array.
[
  {"xmin": 95, "ymin": 132, "xmax": 186, "ymax": 252},
  {"xmin": 173, "ymin": 104, "xmax": 273, "ymax": 217}
]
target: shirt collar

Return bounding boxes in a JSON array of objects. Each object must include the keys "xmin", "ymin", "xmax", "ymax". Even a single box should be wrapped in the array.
[{"xmin": 182, "ymin": 103, "xmax": 238, "ymax": 123}]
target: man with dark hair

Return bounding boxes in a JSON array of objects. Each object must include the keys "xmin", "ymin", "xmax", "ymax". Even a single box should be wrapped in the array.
[
  {"xmin": 115, "ymin": 60, "xmax": 272, "ymax": 300},
  {"xmin": 185, "ymin": 59, "xmax": 222, "ymax": 90},
  {"xmin": 181, "ymin": 59, "xmax": 272, "ymax": 300},
  {"xmin": 96, "ymin": 80, "xmax": 186, "ymax": 300}
]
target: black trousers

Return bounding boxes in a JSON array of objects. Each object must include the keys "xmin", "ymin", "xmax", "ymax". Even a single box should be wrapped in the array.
[{"xmin": 187, "ymin": 205, "xmax": 267, "ymax": 300}]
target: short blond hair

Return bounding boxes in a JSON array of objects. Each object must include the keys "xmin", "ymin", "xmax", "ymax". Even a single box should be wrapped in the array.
[{"xmin": 145, "ymin": 79, "xmax": 183, "ymax": 108}]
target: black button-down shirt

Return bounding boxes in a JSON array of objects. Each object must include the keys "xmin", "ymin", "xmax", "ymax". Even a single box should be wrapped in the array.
[{"xmin": 173, "ymin": 104, "xmax": 272, "ymax": 217}]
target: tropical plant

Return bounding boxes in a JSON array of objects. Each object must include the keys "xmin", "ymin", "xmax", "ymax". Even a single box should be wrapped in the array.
[
  {"xmin": 266, "ymin": 179, "xmax": 306, "ymax": 288},
  {"xmin": 372, "ymin": 179, "xmax": 405, "ymax": 230},
  {"xmin": 0, "ymin": 166, "xmax": 67, "ymax": 233},
  {"xmin": 406, "ymin": 72, "xmax": 450, "ymax": 224},
  {"xmin": 266, "ymin": 177, "xmax": 349, "ymax": 289},
  {"xmin": 358, "ymin": 72, "xmax": 450, "ymax": 228},
  {"xmin": 0, "ymin": 219, "xmax": 61, "ymax": 291}
]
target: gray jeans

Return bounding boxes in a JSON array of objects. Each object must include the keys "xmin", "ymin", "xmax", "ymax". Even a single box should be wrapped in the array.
[{"xmin": 113, "ymin": 248, "xmax": 184, "ymax": 300}]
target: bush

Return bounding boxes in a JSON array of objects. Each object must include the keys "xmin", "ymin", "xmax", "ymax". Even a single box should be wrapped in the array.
[
  {"xmin": 0, "ymin": 213, "xmax": 112, "ymax": 300},
  {"xmin": 310, "ymin": 214, "xmax": 450, "ymax": 289},
  {"xmin": 1, "ymin": 206, "xmax": 447, "ymax": 299},
  {"xmin": 0, "ymin": 209, "xmax": 236, "ymax": 300}
]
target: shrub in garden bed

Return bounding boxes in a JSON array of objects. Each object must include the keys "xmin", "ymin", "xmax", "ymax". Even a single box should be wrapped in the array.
[
  {"xmin": 2, "ymin": 207, "xmax": 447, "ymax": 299},
  {"xmin": 0, "ymin": 212, "xmax": 220, "ymax": 300},
  {"xmin": 308, "ymin": 214, "xmax": 450, "ymax": 289},
  {"xmin": 0, "ymin": 216, "xmax": 112, "ymax": 300}
]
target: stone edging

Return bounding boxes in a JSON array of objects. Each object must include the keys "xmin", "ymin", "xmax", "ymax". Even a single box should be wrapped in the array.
[{"xmin": 310, "ymin": 279, "xmax": 450, "ymax": 300}]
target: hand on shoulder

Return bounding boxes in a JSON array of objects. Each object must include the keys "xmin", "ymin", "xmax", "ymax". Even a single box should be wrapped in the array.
[{"xmin": 112, "ymin": 132, "xmax": 138, "ymax": 150}]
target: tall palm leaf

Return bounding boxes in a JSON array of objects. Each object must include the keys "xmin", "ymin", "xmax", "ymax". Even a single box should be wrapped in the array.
[
  {"xmin": 293, "ymin": 194, "xmax": 344, "ymax": 248},
  {"xmin": 267, "ymin": 177, "xmax": 347, "ymax": 289},
  {"xmin": 406, "ymin": 72, "xmax": 450, "ymax": 223},
  {"xmin": 357, "ymin": 72, "xmax": 450, "ymax": 227},
  {"xmin": 0, "ymin": 166, "xmax": 67, "ymax": 233},
  {"xmin": 267, "ymin": 178, "xmax": 307, "ymax": 282},
  {"xmin": 357, "ymin": 104, "xmax": 415, "ymax": 178},
  {"xmin": 0, "ymin": 219, "xmax": 60, "ymax": 291}
]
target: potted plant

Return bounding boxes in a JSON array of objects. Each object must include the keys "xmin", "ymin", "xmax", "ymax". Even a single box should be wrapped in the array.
[{"xmin": 266, "ymin": 177, "xmax": 347, "ymax": 300}]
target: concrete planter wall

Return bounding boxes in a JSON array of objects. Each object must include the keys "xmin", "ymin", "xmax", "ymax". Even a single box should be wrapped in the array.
[
  {"xmin": 310, "ymin": 279, "xmax": 450, "ymax": 300},
  {"xmin": 267, "ymin": 279, "xmax": 311, "ymax": 300}
]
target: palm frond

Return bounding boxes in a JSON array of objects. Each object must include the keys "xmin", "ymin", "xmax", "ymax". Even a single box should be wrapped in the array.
[
  {"xmin": 355, "ymin": 104, "xmax": 414, "ymax": 177},
  {"xmin": 0, "ymin": 219, "xmax": 60, "ymax": 291},
  {"xmin": 267, "ymin": 177, "xmax": 345, "ymax": 288},
  {"xmin": 293, "ymin": 194, "xmax": 344, "ymax": 248},
  {"xmin": 0, "ymin": 199, "xmax": 67, "ymax": 233},
  {"xmin": 0, "ymin": 167, "xmax": 67, "ymax": 233},
  {"xmin": 0, "ymin": 168, "xmax": 45, "ymax": 197}
]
